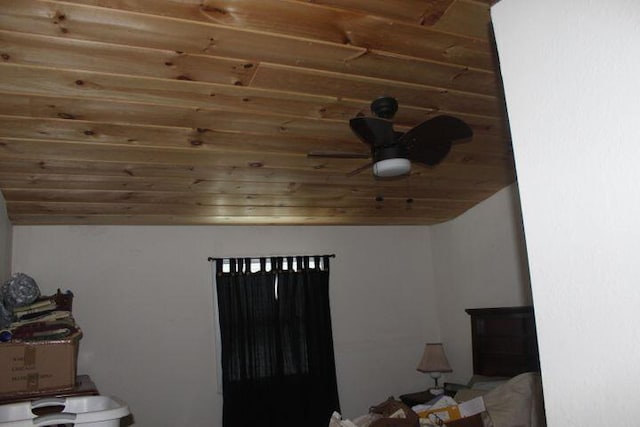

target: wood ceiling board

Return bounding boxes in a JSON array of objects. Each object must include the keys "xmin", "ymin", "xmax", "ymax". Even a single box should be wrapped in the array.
[
  {"xmin": 0, "ymin": 138, "xmax": 358, "ymax": 173},
  {"xmin": 286, "ymin": 0, "xmax": 453, "ymax": 26},
  {"xmin": 432, "ymin": 0, "xmax": 492, "ymax": 40},
  {"xmin": 468, "ymin": 0, "xmax": 497, "ymax": 6},
  {"xmin": 250, "ymin": 63, "xmax": 503, "ymax": 117},
  {"xmin": 0, "ymin": 116, "xmax": 363, "ymax": 156},
  {"xmin": 332, "ymin": 50, "xmax": 500, "ymax": 96},
  {"xmin": 0, "ymin": 174, "xmax": 305, "ymax": 194}
]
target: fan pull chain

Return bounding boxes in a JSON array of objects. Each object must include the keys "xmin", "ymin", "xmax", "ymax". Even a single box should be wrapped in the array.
[
  {"xmin": 405, "ymin": 174, "xmax": 414, "ymax": 209},
  {"xmin": 375, "ymin": 179, "xmax": 384, "ymax": 205}
]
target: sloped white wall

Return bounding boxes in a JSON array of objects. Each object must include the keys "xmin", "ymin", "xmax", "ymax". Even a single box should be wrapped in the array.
[
  {"xmin": 11, "ymin": 225, "xmax": 439, "ymax": 425},
  {"xmin": 431, "ymin": 185, "xmax": 532, "ymax": 384},
  {"xmin": 493, "ymin": 0, "xmax": 640, "ymax": 424},
  {"xmin": 0, "ymin": 192, "xmax": 11, "ymax": 282}
]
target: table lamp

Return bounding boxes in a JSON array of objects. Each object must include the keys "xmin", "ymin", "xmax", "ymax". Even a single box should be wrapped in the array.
[{"xmin": 417, "ymin": 342, "xmax": 452, "ymax": 395}]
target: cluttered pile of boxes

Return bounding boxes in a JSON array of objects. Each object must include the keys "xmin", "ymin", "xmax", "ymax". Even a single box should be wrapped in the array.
[
  {"xmin": 0, "ymin": 273, "xmax": 81, "ymax": 398},
  {"xmin": 0, "ymin": 273, "xmax": 129, "ymax": 426}
]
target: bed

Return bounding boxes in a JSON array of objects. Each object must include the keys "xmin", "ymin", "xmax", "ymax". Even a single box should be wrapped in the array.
[
  {"xmin": 446, "ymin": 306, "xmax": 545, "ymax": 427},
  {"xmin": 329, "ymin": 306, "xmax": 546, "ymax": 427}
]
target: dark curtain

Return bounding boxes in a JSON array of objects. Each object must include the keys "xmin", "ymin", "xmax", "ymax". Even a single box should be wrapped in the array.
[{"xmin": 215, "ymin": 255, "xmax": 340, "ymax": 427}]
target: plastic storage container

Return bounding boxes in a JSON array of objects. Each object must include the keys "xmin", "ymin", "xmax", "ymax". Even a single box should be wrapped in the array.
[{"xmin": 0, "ymin": 395, "xmax": 129, "ymax": 427}]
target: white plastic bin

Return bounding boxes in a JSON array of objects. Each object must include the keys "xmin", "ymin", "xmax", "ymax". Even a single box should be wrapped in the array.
[{"xmin": 0, "ymin": 395, "xmax": 129, "ymax": 427}]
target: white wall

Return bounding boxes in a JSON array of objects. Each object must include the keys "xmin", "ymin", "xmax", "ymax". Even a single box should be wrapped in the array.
[
  {"xmin": 0, "ymin": 192, "xmax": 11, "ymax": 282},
  {"xmin": 493, "ymin": 0, "xmax": 640, "ymax": 425},
  {"xmin": 431, "ymin": 184, "xmax": 532, "ymax": 384},
  {"xmin": 11, "ymin": 225, "xmax": 439, "ymax": 425}
]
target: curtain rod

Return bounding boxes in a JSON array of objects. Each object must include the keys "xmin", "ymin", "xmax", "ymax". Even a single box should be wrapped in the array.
[{"xmin": 207, "ymin": 254, "xmax": 335, "ymax": 262}]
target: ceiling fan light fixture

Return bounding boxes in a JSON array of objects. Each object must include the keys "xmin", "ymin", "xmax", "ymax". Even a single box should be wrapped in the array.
[{"xmin": 372, "ymin": 158, "xmax": 411, "ymax": 177}]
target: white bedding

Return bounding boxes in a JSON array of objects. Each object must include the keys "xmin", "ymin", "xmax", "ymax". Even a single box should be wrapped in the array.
[
  {"xmin": 456, "ymin": 372, "xmax": 546, "ymax": 427},
  {"xmin": 329, "ymin": 372, "xmax": 546, "ymax": 427}
]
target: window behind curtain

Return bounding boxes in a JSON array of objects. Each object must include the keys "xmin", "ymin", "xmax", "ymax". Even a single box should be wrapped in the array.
[{"xmin": 213, "ymin": 255, "xmax": 340, "ymax": 427}]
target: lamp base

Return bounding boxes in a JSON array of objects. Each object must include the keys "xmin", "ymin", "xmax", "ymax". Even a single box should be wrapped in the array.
[{"xmin": 429, "ymin": 387, "xmax": 445, "ymax": 396}]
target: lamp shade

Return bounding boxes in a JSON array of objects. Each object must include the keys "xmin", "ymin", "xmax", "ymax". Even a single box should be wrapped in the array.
[{"xmin": 417, "ymin": 343, "xmax": 452, "ymax": 373}]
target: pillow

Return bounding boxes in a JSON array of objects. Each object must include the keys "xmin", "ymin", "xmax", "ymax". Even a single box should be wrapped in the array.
[
  {"xmin": 481, "ymin": 372, "xmax": 546, "ymax": 427},
  {"xmin": 470, "ymin": 380, "xmax": 509, "ymax": 391},
  {"xmin": 454, "ymin": 388, "xmax": 488, "ymax": 403},
  {"xmin": 467, "ymin": 375, "xmax": 511, "ymax": 387}
]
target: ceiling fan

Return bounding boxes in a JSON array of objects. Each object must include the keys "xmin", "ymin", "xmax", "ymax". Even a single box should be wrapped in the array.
[{"xmin": 309, "ymin": 97, "xmax": 473, "ymax": 178}]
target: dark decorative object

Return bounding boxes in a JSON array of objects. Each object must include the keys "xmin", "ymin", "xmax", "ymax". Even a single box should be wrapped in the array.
[
  {"xmin": 0, "ymin": 273, "xmax": 41, "ymax": 328},
  {"xmin": 2, "ymin": 273, "xmax": 40, "ymax": 308}
]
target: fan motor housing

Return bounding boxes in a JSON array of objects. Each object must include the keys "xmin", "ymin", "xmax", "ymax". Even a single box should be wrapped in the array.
[{"xmin": 373, "ymin": 144, "xmax": 408, "ymax": 163}]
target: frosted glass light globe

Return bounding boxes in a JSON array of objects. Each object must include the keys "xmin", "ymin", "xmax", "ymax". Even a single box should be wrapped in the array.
[{"xmin": 372, "ymin": 158, "xmax": 411, "ymax": 177}]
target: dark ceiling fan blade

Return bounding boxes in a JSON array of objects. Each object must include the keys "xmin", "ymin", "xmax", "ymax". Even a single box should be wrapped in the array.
[
  {"xmin": 307, "ymin": 151, "xmax": 370, "ymax": 159},
  {"xmin": 408, "ymin": 140, "xmax": 453, "ymax": 166},
  {"xmin": 346, "ymin": 160, "xmax": 375, "ymax": 177},
  {"xmin": 400, "ymin": 115, "xmax": 473, "ymax": 166},
  {"xmin": 349, "ymin": 117, "xmax": 396, "ymax": 147},
  {"xmin": 414, "ymin": 115, "xmax": 473, "ymax": 143},
  {"xmin": 393, "ymin": 131, "xmax": 405, "ymax": 141}
]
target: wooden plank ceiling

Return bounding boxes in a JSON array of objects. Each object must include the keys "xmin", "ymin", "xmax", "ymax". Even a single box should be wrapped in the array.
[{"xmin": 0, "ymin": 0, "xmax": 513, "ymax": 225}]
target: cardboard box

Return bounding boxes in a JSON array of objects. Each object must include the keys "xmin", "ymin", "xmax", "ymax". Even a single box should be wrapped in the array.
[
  {"xmin": 0, "ymin": 331, "xmax": 81, "ymax": 396},
  {"xmin": 417, "ymin": 397, "xmax": 485, "ymax": 425},
  {"xmin": 445, "ymin": 414, "xmax": 484, "ymax": 427},
  {"xmin": 417, "ymin": 404, "xmax": 462, "ymax": 423}
]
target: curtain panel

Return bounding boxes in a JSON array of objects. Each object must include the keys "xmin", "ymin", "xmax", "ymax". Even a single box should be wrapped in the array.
[{"xmin": 213, "ymin": 255, "xmax": 340, "ymax": 427}]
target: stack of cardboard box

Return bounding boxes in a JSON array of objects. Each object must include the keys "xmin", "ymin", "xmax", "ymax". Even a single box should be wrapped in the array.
[{"xmin": 0, "ymin": 290, "xmax": 82, "ymax": 399}]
